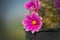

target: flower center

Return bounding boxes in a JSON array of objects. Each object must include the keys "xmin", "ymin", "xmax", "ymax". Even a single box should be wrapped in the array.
[{"xmin": 32, "ymin": 20, "xmax": 37, "ymax": 25}]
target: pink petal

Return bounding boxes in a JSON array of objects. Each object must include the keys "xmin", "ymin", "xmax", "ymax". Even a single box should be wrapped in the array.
[
  {"xmin": 25, "ymin": 29, "xmax": 29, "ymax": 31},
  {"xmin": 24, "ymin": 24, "xmax": 33, "ymax": 31},
  {"xmin": 31, "ymin": 12, "xmax": 37, "ymax": 18},
  {"xmin": 31, "ymin": 0, "xmax": 40, "ymax": 10},
  {"xmin": 31, "ymin": 30, "xmax": 35, "ymax": 34},
  {"xmin": 24, "ymin": 1, "xmax": 33, "ymax": 10},
  {"xmin": 25, "ymin": 14, "xmax": 32, "ymax": 20},
  {"xmin": 22, "ymin": 19, "xmax": 31, "ymax": 25}
]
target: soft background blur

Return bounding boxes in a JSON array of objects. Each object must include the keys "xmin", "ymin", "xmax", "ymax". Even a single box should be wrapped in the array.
[{"xmin": 1, "ymin": 0, "xmax": 29, "ymax": 40}]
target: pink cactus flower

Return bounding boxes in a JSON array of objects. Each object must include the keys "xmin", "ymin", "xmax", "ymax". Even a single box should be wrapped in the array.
[
  {"xmin": 54, "ymin": 0, "xmax": 60, "ymax": 10},
  {"xmin": 24, "ymin": 0, "xmax": 40, "ymax": 12},
  {"xmin": 22, "ymin": 12, "xmax": 42, "ymax": 34}
]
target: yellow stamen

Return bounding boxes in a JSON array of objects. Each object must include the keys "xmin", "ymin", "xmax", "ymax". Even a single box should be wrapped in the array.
[{"xmin": 32, "ymin": 20, "xmax": 37, "ymax": 25}]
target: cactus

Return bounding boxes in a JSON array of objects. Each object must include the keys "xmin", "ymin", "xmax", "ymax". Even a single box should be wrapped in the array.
[{"xmin": 38, "ymin": 0, "xmax": 60, "ymax": 28}]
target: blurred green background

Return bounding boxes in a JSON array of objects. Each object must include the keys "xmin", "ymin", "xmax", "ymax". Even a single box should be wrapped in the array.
[{"xmin": 1, "ymin": 0, "xmax": 29, "ymax": 40}]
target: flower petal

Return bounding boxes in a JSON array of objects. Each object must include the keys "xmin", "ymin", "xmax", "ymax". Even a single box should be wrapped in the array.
[
  {"xmin": 54, "ymin": 0, "xmax": 60, "ymax": 8},
  {"xmin": 24, "ymin": 1, "xmax": 33, "ymax": 10},
  {"xmin": 22, "ymin": 19, "xmax": 31, "ymax": 25},
  {"xmin": 26, "ymin": 29, "xmax": 29, "ymax": 31},
  {"xmin": 25, "ymin": 14, "xmax": 32, "ymax": 20},
  {"xmin": 31, "ymin": 12, "xmax": 38, "ymax": 18},
  {"xmin": 31, "ymin": 30, "xmax": 35, "ymax": 34},
  {"xmin": 24, "ymin": 24, "xmax": 33, "ymax": 30}
]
